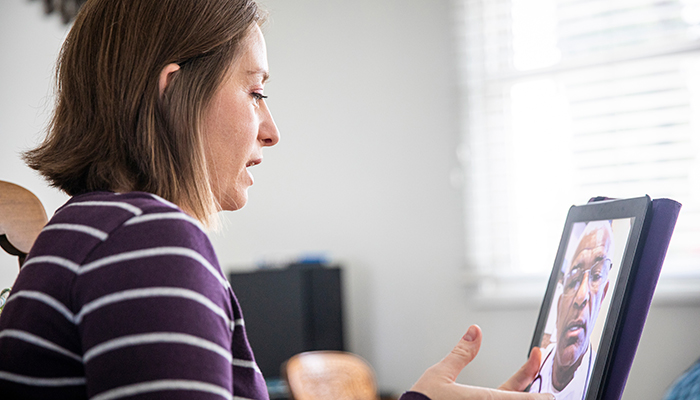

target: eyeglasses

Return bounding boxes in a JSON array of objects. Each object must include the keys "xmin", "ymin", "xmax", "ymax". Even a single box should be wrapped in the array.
[{"xmin": 562, "ymin": 258, "xmax": 611, "ymax": 296}]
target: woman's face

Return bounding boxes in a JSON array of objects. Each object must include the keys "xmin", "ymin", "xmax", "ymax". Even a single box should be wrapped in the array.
[{"xmin": 203, "ymin": 25, "xmax": 279, "ymax": 211}]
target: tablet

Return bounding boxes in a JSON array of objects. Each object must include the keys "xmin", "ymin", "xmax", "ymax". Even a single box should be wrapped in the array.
[{"xmin": 526, "ymin": 196, "xmax": 652, "ymax": 400}]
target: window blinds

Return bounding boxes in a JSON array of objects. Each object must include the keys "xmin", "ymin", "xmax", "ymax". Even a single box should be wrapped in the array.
[{"xmin": 456, "ymin": 0, "xmax": 700, "ymax": 291}]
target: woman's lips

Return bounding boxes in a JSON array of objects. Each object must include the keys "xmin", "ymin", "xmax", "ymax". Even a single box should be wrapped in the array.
[
  {"xmin": 246, "ymin": 158, "xmax": 262, "ymax": 168},
  {"xmin": 245, "ymin": 158, "xmax": 262, "ymax": 184}
]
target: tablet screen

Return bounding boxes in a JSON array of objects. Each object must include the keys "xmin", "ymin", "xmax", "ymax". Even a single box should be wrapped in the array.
[{"xmin": 528, "ymin": 217, "xmax": 633, "ymax": 400}]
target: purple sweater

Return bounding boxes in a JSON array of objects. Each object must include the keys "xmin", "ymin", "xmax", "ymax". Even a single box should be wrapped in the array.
[
  {"xmin": 0, "ymin": 192, "xmax": 268, "ymax": 399},
  {"xmin": 0, "ymin": 191, "xmax": 429, "ymax": 400}
]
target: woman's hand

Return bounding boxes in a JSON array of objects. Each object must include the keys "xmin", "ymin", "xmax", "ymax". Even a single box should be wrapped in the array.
[{"xmin": 409, "ymin": 325, "xmax": 554, "ymax": 400}]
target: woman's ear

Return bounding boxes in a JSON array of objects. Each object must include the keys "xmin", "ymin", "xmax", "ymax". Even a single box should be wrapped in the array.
[{"xmin": 159, "ymin": 63, "xmax": 181, "ymax": 97}]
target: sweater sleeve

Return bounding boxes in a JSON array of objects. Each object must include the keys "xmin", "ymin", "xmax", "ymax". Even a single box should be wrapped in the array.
[{"xmin": 399, "ymin": 391, "xmax": 432, "ymax": 400}]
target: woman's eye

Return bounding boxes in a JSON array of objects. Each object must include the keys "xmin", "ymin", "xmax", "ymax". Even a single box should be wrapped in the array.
[{"xmin": 251, "ymin": 92, "xmax": 268, "ymax": 102}]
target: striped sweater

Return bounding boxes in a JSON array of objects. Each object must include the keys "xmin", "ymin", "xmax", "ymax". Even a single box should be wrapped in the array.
[{"xmin": 0, "ymin": 191, "xmax": 269, "ymax": 400}]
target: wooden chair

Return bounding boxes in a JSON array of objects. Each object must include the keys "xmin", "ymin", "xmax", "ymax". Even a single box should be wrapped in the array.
[
  {"xmin": 0, "ymin": 180, "xmax": 48, "ymax": 312},
  {"xmin": 283, "ymin": 351, "xmax": 380, "ymax": 400}
]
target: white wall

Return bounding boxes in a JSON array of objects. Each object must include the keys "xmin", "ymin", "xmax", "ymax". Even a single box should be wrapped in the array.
[
  {"xmin": 0, "ymin": 1, "xmax": 70, "ymax": 280},
  {"xmin": 1, "ymin": 0, "xmax": 699, "ymax": 399},
  {"xmin": 214, "ymin": 0, "xmax": 469, "ymax": 390}
]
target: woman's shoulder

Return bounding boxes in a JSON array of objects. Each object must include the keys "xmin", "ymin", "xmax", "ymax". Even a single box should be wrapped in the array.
[
  {"xmin": 30, "ymin": 191, "xmax": 227, "ymax": 310},
  {"xmin": 52, "ymin": 191, "xmax": 204, "ymax": 240},
  {"xmin": 55, "ymin": 191, "xmax": 195, "ymax": 224},
  {"xmin": 30, "ymin": 191, "xmax": 213, "ymax": 268}
]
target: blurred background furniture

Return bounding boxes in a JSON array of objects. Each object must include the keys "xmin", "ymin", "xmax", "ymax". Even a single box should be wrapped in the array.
[
  {"xmin": 229, "ymin": 264, "xmax": 344, "ymax": 398},
  {"xmin": 0, "ymin": 180, "xmax": 47, "ymax": 266},
  {"xmin": 283, "ymin": 350, "xmax": 379, "ymax": 400},
  {"xmin": 0, "ymin": 180, "xmax": 47, "ymax": 313}
]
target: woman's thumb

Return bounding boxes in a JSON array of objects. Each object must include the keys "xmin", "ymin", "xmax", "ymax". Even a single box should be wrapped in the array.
[{"xmin": 435, "ymin": 325, "xmax": 483, "ymax": 381}]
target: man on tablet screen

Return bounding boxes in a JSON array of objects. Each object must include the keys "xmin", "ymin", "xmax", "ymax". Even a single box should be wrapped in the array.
[{"xmin": 530, "ymin": 220, "xmax": 613, "ymax": 399}]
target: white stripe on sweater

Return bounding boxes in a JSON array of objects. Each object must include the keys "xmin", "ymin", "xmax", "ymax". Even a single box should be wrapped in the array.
[
  {"xmin": 63, "ymin": 201, "xmax": 143, "ymax": 216},
  {"xmin": 89, "ymin": 379, "xmax": 232, "ymax": 400},
  {"xmin": 5, "ymin": 291, "xmax": 74, "ymax": 323},
  {"xmin": 124, "ymin": 212, "xmax": 204, "ymax": 232},
  {"xmin": 82, "ymin": 332, "xmax": 260, "ymax": 374},
  {"xmin": 76, "ymin": 287, "xmax": 235, "ymax": 331},
  {"xmin": 83, "ymin": 332, "xmax": 232, "ymax": 364},
  {"xmin": 0, "ymin": 330, "xmax": 82, "ymax": 362},
  {"xmin": 231, "ymin": 358, "xmax": 261, "ymax": 374},
  {"xmin": 148, "ymin": 193, "xmax": 180, "ymax": 210},
  {"xmin": 0, "ymin": 371, "xmax": 86, "ymax": 387},
  {"xmin": 7, "ymin": 287, "xmax": 236, "ymax": 333},
  {"xmin": 21, "ymin": 256, "xmax": 80, "ymax": 273},
  {"xmin": 42, "ymin": 223, "xmax": 109, "ymax": 241},
  {"xmin": 80, "ymin": 247, "xmax": 230, "ymax": 289},
  {"xmin": 20, "ymin": 248, "xmax": 228, "ymax": 290}
]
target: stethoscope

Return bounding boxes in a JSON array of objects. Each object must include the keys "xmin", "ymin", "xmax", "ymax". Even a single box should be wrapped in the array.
[{"xmin": 530, "ymin": 345, "xmax": 593, "ymax": 400}]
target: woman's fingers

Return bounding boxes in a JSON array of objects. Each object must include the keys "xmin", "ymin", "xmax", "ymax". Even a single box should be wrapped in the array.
[
  {"xmin": 499, "ymin": 347, "xmax": 542, "ymax": 392},
  {"xmin": 471, "ymin": 387, "xmax": 555, "ymax": 400},
  {"xmin": 436, "ymin": 325, "xmax": 483, "ymax": 381},
  {"xmin": 409, "ymin": 327, "xmax": 554, "ymax": 400},
  {"xmin": 409, "ymin": 325, "xmax": 483, "ymax": 397}
]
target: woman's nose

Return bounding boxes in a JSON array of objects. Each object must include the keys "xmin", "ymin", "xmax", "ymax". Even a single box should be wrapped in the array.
[{"xmin": 259, "ymin": 101, "xmax": 279, "ymax": 147}]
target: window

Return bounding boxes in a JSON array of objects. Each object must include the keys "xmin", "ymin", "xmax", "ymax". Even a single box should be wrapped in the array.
[{"xmin": 456, "ymin": 0, "xmax": 700, "ymax": 301}]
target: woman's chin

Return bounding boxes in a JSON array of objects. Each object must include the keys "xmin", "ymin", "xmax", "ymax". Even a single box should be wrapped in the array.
[{"xmin": 218, "ymin": 192, "xmax": 248, "ymax": 211}]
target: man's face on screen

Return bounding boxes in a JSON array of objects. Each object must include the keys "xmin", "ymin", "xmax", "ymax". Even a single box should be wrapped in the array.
[{"xmin": 555, "ymin": 223, "xmax": 612, "ymax": 371}]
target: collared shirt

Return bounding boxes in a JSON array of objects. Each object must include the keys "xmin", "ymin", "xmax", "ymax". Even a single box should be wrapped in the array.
[{"xmin": 530, "ymin": 342, "xmax": 595, "ymax": 400}]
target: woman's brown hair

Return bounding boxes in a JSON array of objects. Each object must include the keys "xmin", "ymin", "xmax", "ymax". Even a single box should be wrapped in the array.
[{"xmin": 23, "ymin": 0, "xmax": 263, "ymax": 225}]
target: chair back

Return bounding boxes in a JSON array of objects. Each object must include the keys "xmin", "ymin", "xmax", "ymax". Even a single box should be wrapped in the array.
[
  {"xmin": 0, "ymin": 180, "xmax": 47, "ymax": 266},
  {"xmin": 0, "ymin": 180, "xmax": 47, "ymax": 313},
  {"xmin": 283, "ymin": 351, "xmax": 380, "ymax": 400}
]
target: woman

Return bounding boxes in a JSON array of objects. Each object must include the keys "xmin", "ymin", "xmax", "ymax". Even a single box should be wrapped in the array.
[{"xmin": 0, "ymin": 0, "xmax": 553, "ymax": 399}]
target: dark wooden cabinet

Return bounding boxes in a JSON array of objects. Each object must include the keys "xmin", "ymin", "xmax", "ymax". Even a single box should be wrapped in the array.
[{"xmin": 229, "ymin": 264, "xmax": 345, "ymax": 380}]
